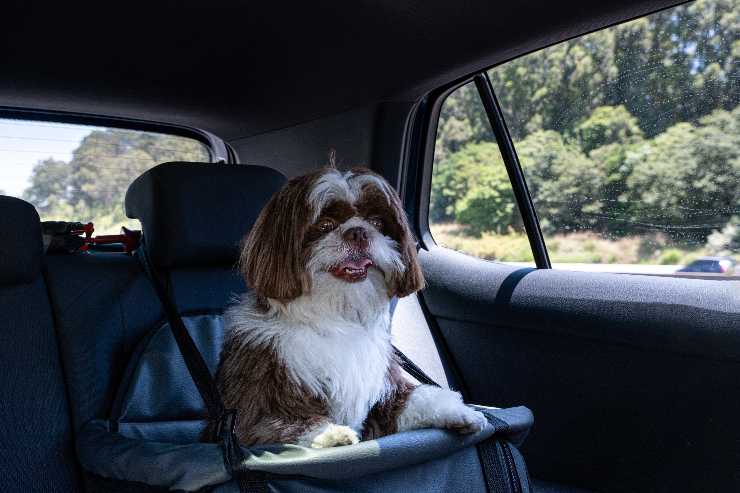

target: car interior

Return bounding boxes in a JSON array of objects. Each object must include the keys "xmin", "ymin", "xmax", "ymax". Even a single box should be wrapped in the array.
[{"xmin": 1, "ymin": 1, "xmax": 738, "ymax": 492}]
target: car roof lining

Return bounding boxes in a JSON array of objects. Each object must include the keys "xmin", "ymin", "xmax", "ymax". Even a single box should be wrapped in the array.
[{"xmin": 1, "ymin": 0, "xmax": 684, "ymax": 141}]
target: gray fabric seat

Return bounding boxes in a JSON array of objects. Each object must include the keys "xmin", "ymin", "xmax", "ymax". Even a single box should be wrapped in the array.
[
  {"xmin": 42, "ymin": 162, "xmax": 287, "ymax": 490},
  {"xmin": 0, "ymin": 196, "xmax": 81, "ymax": 492}
]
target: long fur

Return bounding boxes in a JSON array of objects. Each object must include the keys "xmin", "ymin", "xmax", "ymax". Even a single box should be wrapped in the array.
[{"xmin": 208, "ymin": 167, "xmax": 484, "ymax": 448}]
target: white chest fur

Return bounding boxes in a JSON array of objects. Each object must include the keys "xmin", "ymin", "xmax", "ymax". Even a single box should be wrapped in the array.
[
  {"xmin": 276, "ymin": 318, "xmax": 393, "ymax": 429},
  {"xmin": 227, "ymin": 270, "xmax": 395, "ymax": 431}
]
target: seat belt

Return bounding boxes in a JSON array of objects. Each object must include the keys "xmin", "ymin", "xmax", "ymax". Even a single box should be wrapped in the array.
[
  {"xmin": 139, "ymin": 245, "xmax": 515, "ymax": 492},
  {"xmin": 394, "ymin": 339, "xmax": 521, "ymax": 492},
  {"xmin": 137, "ymin": 247, "xmax": 267, "ymax": 493},
  {"xmin": 393, "ymin": 345, "xmax": 439, "ymax": 386}
]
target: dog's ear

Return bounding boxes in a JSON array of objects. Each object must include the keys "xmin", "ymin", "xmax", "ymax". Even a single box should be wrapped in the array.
[
  {"xmin": 350, "ymin": 167, "xmax": 425, "ymax": 297},
  {"xmin": 240, "ymin": 176, "xmax": 313, "ymax": 301},
  {"xmin": 388, "ymin": 191, "xmax": 425, "ymax": 297}
]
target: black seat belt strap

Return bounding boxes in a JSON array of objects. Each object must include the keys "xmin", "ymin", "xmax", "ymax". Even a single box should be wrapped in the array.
[
  {"xmin": 393, "ymin": 345, "xmax": 439, "ymax": 387},
  {"xmin": 393, "ymin": 345, "xmax": 520, "ymax": 492},
  {"xmin": 137, "ymin": 247, "xmax": 266, "ymax": 493}
]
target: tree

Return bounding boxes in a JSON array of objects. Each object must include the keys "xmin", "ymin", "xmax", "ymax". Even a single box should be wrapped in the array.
[
  {"xmin": 578, "ymin": 105, "xmax": 645, "ymax": 235},
  {"xmin": 488, "ymin": 29, "xmax": 617, "ymax": 141},
  {"xmin": 435, "ymin": 82, "xmax": 492, "ymax": 161},
  {"xmin": 23, "ymin": 158, "xmax": 73, "ymax": 217},
  {"xmin": 624, "ymin": 107, "xmax": 740, "ymax": 242},
  {"xmin": 454, "ymin": 149, "xmax": 516, "ymax": 236},
  {"xmin": 430, "ymin": 142, "xmax": 516, "ymax": 234},
  {"xmin": 516, "ymin": 131, "xmax": 604, "ymax": 234},
  {"xmin": 23, "ymin": 129, "xmax": 208, "ymax": 232},
  {"xmin": 609, "ymin": 0, "xmax": 739, "ymax": 137},
  {"xmin": 576, "ymin": 105, "xmax": 643, "ymax": 153},
  {"xmin": 67, "ymin": 129, "xmax": 207, "ymax": 211}
]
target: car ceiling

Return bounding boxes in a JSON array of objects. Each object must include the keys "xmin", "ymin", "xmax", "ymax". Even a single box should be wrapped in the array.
[{"xmin": 2, "ymin": 0, "xmax": 682, "ymax": 141}]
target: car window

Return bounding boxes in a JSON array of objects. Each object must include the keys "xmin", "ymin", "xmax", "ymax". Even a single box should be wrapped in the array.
[
  {"xmin": 1, "ymin": 119, "xmax": 211, "ymax": 233},
  {"xmin": 483, "ymin": 0, "xmax": 739, "ymax": 276},
  {"xmin": 411, "ymin": 0, "xmax": 740, "ymax": 277},
  {"xmin": 429, "ymin": 81, "xmax": 534, "ymax": 265}
]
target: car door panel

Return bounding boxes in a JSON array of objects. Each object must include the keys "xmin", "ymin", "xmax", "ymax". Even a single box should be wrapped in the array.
[{"xmin": 418, "ymin": 245, "xmax": 740, "ymax": 492}]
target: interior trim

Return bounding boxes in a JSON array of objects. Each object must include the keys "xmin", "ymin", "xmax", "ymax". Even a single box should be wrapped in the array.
[{"xmin": 0, "ymin": 106, "xmax": 229, "ymax": 163}]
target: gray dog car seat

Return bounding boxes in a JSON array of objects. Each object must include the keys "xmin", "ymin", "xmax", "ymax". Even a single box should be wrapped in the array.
[{"xmin": 74, "ymin": 162, "xmax": 534, "ymax": 492}]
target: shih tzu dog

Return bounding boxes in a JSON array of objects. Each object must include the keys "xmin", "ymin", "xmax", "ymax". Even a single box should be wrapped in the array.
[{"xmin": 210, "ymin": 166, "xmax": 486, "ymax": 448}]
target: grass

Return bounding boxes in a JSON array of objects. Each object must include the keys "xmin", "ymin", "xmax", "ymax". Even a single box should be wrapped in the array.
[{"xmin": 429, "ymin": 223, "xmax": 712, "ymax": 265}]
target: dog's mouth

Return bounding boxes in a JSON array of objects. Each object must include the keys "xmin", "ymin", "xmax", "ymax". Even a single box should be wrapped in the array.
[{"xmin": 329, "ymin": 255, "xmax": 374, "ymax": 282}]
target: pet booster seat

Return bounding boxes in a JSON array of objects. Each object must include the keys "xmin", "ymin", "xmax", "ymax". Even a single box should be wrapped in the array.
[{"xmin": 74, "ymin": 162, "xmax": 534, "ymax": 492}]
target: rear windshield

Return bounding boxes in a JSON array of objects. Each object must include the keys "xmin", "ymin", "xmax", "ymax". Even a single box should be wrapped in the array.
[{"xmin": 1, "ymin": 118, "xmax": 211, "ymax": 233}]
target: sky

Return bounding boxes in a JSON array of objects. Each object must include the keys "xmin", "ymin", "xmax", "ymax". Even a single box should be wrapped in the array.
[{"xmin": 0, "ymin": 118, "xmax": 101, "ymax": 197}]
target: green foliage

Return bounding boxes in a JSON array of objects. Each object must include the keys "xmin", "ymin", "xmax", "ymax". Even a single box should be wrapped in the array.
[
  {"xmin": 434, "ymin": 83, "xmax": 493, "ymax": 161},
  {"xmin": 624, "ymin": 107, "xmax": 740, "ymax": 242},
  {"xmin": 431, "ymin": 0, "xmax": 739, "ymax": 254},
  {"xmin": 576, "ymin": 105, "xmax": 643, "ymax": 153},
  {"xmin": 23, "ymin": 158, "xmax": 72, "ymax": 215},
  {"xmin": 516, "ymin": 131, "xmax": 604, "ymax": 234},
  {"xmin": 658, "ymin": 249, "xmax": 684, "ymax": 265},
  {"xmin": 483, "ymin": 0, "xmax": 739, "ymax": 139},
  {"xmin": 23, "ymin": 129, "xmax": 208, "ymax": 233},
  {"xmin": 430, "ymin": 142, "xmax": 516, "ymax": 234}
]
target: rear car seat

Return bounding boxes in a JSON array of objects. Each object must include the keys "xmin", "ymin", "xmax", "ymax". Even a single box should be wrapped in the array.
[
  {"xmin": 0, "ymin": 196, "xmax": 81, "ymax": 492},
  {"xmin": 42, "ymin": 162, "xmax": 285, "ymax": 488},
  {"xmin": 123, "ymin": 161, "xmax": 287, "ymax": 316}
]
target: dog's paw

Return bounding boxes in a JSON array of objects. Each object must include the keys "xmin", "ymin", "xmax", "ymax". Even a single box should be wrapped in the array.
[
  {"xmin": 444, "ymin": 406, "xmax": 488, "ymax": 434},
  {"xmin": 398, "ymin": 385, "xmax": 489, "ymax": 435},
  {"xmin": 310, "ymin": 424, "xmax": 360, "ymax": 449}
]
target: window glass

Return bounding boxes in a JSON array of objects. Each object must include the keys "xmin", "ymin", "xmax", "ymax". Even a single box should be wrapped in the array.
[
  {"xmin": 1, "ymin": 119, "xmax": 211, "ymax": 233},
  {"xmin": 486, "ymin": 0, "xmax": 739, "ymax": 276},
  {"xmin": 430, "ymin": 81, "xmax": 534, "ymax": 265}
]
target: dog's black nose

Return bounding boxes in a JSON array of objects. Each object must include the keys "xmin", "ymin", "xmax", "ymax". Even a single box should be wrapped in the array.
[{"xmin": 343, "ymin": 226, "xmax": 368, "ymax": 245}]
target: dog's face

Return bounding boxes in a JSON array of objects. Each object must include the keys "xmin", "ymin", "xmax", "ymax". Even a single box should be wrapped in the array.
[{"xmin": 241, "ymin": 167, "xmax": 424, "ymax": 303}]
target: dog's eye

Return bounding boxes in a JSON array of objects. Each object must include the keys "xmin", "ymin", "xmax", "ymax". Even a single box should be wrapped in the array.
[
  {"xmin": 367, "ymin": 216, "xmax": 384, "ymax": 230},
  {"xmin": 316, "ymin": 218, "xmax": 337, "ymax": 233}
]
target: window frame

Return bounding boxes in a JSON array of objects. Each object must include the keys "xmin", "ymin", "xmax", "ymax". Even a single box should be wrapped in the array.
[
  {"xmin": 406, "ymin": 71, "xmax": 551, "ymax": 269},
  {"xmin": 403, "ymin": 1, "xmax": 716, "ymax": 273},
  {"xmin": 0, "ymin": 107, "xmax": 230, "ymax": 163}
]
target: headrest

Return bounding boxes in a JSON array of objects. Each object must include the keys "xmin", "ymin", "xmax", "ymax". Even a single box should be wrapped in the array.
[
  {"xmin": 125, "ymin": 162, "xmax": 287, "ymax": 269},
  {"xmin": 0, "ymin": 196, "xmax": 43, "ymax": 286}
]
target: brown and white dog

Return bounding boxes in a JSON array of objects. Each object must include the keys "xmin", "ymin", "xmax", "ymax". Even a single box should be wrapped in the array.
[{"xmin": 210, "ymin": 166, "xmax": 486, "ymax": 448}]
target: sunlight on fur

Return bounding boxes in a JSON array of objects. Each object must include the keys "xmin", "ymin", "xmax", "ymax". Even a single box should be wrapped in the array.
[{"xmin": 207, "ymin": 166, "xmax": 485, "ymax": 448}]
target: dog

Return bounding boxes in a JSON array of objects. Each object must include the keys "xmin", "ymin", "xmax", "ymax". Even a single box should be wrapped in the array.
[{"xmin": 209, "ymin": 166, "xmax": 486, "ymax": 448}]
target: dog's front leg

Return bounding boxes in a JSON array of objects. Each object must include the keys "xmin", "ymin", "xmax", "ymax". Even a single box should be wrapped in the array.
[{"xmin": 396, "ymin": 384, "xmax": 487, "ymax": 434}]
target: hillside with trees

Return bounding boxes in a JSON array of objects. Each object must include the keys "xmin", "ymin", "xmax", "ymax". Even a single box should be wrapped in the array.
[
  {"xmin": 23, "ymin": 129, "xmax": 208, "ymax": 233},
  {"xmin": 431, "ymin": 0, "xmax": 739, "ymax": 263}
]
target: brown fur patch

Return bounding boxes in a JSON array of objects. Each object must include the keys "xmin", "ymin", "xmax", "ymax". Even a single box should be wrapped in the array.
[
  {"xmin": 362, "ymin": 357, "xmax": 415, "ymax": 440},
  {"xmin": 240, "ymin": 171, "xmax": 319, "ymax": 301},
  {"xmin": 204, "ymin": 330, "xmax": 330, "ymax": 446}
]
